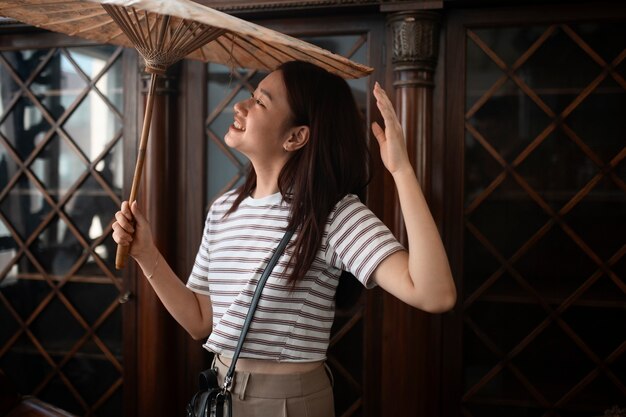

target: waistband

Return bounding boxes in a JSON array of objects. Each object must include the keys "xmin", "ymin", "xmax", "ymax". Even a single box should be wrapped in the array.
[{"xmin": 213, "ymin": 355, "xmax": 332, "ymax": 400}]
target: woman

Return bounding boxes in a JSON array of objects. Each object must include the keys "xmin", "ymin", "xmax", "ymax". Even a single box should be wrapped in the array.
[{"xmin": 112, "ymin": 60, "xmax": 456, "ymax": 416}]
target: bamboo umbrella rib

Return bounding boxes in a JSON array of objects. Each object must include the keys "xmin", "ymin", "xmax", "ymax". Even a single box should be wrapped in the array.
[
  {"xmin": 131, "ymin": 8, "xmax": 149, "ymax": 49},
  {"xmin": 41, "ymin": 9, "xmax": 110, "ymax": 28},
  {"xmin": 167, "ymin": 18, "xmax": 192, "ymax": 51},
  {"xmin": 181, "ymin": 27, "xmax": 224, "ymax": 58},
  {"xmin": 69, "ymin": 16, "xmax": 118, "ymax": 37},
  {"xmin": 228, "ymin": 34, "xmax": 283, "ymax": 67},
  {"xmin": 37, "ymin": 3, "xmax": 103, "ymax": 15},
  {"xmin": 168, "ymin": 20, "xmax": 199, "ymax": 53},
  {"xmin": 216, "ymin": 33, "xmax": 258, "ymax": 68},
  {"xmin": 143, "ymin": 11, "xmax": 153, "ymax": 50},
  {"xmin": 214, "ymin": 36, "xmax": 254, "ymax": 70},
  {"xmin": 103, "ymin": 5, "xmax": 143, "ymax": 49},
  {"xmin": 155, "ymin": 14, "xmax": 169, "ymax": 52},
  {"xmin": 116, "ymin": 6, "xmax": 148, "ymax": 51}
]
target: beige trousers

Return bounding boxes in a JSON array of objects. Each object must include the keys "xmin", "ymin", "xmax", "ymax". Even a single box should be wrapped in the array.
[{"xmin": 213, "ymin": 356, "xmax": 335, "ymax": 417}]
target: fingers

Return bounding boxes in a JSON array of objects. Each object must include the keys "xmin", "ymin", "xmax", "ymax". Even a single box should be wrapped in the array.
[
  {"xmin": 371, "ymin": 121, "xmax": 386, "ymax": 145},
  {"xmin": 373, "ymin": 82, "xmax": 396, "ymax": 121},
  {"xmin": 112, "ymin": 201, "xmax": 135, "ymax": 246}
]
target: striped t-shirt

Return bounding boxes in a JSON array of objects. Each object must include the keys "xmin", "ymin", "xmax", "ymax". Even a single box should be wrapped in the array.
[{"xmin": 186, "ymin": 190, "xmax": 405, "ymax": 362}]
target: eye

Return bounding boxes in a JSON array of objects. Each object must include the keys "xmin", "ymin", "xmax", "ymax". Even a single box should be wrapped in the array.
[{"xmin": 251, "ymin": 93, "xmax": 265, "ymax": 107}]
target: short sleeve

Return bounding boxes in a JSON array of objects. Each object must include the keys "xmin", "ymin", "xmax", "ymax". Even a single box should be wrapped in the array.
[
  {"xmin": 186, "ymin": 209, "xmax": 213, "ymax": 296},
  {"xmin": 325, "ymin": 195, "xmax": 405, "ymax": 289}
]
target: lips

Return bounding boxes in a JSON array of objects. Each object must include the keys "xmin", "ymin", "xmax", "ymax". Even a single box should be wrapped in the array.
[{"xmin": 233, "ymin": 118, "xmax": 246, "ymax": 131}]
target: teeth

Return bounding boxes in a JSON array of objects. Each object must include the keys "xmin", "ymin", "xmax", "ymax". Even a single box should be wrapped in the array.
[{"xmin": 234, "ymin": 120, "xmax": 245, "ymax": 131}]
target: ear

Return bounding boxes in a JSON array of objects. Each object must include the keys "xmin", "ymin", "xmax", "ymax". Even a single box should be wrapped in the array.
[{"xmin": 283, "ymin": 125, "xmax": 309, "ymax": 152}]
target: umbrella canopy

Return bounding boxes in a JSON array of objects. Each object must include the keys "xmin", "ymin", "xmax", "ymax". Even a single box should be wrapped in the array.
[{"xmin": 0, "ymin": 0, "xmax": 373, "ymax": 78}]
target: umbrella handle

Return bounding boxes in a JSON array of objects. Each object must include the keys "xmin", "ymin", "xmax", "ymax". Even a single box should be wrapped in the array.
[{"xmin": 116, "ymin": 73, "xmax": 159, "ymax": 270}]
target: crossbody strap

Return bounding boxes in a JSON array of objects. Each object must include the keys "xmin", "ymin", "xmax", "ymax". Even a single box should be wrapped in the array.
[{"xmin": 221, "ymin": 229, "xmax": 294, "ymax": 391}]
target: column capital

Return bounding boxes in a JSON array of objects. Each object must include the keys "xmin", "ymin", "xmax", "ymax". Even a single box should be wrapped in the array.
[{"xmin": 388, "ymin": 11, "xmax": 440, "ymax": 74}]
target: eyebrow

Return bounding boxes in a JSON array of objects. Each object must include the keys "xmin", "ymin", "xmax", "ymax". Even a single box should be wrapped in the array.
[{"xmin": 259, "ymin": 88, "xmax": 273, "ymax": 102}]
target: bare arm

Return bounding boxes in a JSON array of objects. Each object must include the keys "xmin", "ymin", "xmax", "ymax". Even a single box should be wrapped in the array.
[
  {"xmin": 112, "ymin": 201, "xmax": 213, "ymax": 339},
  {"xmin": 370, "ymin": 82, "xmax": 456, "ymax": 313}
]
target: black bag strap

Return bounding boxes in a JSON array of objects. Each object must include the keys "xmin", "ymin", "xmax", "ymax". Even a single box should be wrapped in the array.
[{"xmin": 221, "ymin": 229, "xmax": 294, "ymax": 391}]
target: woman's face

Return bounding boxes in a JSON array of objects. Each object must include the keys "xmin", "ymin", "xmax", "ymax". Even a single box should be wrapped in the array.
[{"xmin": 225, "ymin": 70, "xmax": 295, "ymax": 163}]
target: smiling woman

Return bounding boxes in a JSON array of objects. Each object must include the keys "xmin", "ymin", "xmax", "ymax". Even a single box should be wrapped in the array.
[{"xmin": 112, "ymin": 60, "xmax": 456, "ymax": 416}]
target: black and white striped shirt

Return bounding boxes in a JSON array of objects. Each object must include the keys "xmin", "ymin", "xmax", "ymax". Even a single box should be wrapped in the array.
[{"xmin": 186, "ymin": 190, "xmax": 404, "ymax": 362}]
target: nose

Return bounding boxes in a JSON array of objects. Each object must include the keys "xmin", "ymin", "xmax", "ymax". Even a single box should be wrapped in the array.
[{"xmin": 233, "ymin": 96, "xmax": 251, "ymax": 114}]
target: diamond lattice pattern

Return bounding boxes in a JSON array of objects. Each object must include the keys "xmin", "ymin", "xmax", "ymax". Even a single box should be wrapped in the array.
[
  {"xmin": 463, "ymin": 23, "xmax": 626, "ymax": 417},
  {"xmin": 0, "ymin": 45, "xmax": 125, "ymax": 416}
]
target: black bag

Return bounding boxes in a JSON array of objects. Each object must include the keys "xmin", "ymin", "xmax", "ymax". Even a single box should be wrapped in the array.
[{"xmin": 186, "ymin": 229, "xmax": 294, "ymax": 417}]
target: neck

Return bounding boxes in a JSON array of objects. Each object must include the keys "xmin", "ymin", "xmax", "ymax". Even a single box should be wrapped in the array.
[{"xmin": 250, "ymin": 160, "xmax": 284, "ymax": 199}]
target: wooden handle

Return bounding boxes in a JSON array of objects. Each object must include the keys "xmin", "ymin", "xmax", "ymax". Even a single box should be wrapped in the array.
[
  {"xmin": 116, "ymin": 244, "xmax": 131, "ymax": 269},
  {"xmin": 115, "ymin": 73, "xmax": 158, "ymax": 270}
]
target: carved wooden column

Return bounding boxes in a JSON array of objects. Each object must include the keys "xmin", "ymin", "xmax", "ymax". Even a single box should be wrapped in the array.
[
  {"xmin": 135, "ymin": 67, "xmax": 181, "ymax": 417},
  {"xmin": 381, "ymin": 11, "xmax": 441, "ymax": 417}
]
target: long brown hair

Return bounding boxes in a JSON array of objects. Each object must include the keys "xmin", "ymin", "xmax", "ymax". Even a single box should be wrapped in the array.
[{"xmin": 227, "ymin": 60, "xmax": 370, "ymax": 283}]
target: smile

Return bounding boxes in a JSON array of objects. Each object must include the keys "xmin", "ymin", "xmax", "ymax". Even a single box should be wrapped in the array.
[{"xmin": 233, "ymin": 120, "xmax": 246, "ymax": 131}]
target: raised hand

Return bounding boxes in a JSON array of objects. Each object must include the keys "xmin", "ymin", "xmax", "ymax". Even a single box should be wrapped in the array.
[{"xmin": 371, "ymin": 82, "xmax": 412, "ymax": 176}]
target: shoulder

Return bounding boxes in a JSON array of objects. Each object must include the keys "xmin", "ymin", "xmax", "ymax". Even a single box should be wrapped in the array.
[
  {"xmin": 330, "ymin": 194, "xmax": 364, "ymax": 217},
  {"xmin": 327, "ymin": 194, "xmax": 371, "ymax": 228},
  {"xmin": 208, "ymin": 189, "xmax": 239, "ymax": 215}
]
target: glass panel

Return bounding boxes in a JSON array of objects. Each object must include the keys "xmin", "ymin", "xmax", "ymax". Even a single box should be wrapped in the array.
[
  {"xmin": 0, "ymin": 334, "xmax": 53, "ymax": 393},
  {"xmin": 0, "ymin": 275, "xmax": 50, "ymax": 320},
  {"xmin": 573, "ymin": 22, "xmax": 626, "ymax": 63},
  {"xmin": 31, "ymin": 49, "xmax": 87, "ymax": 120},
  {"xmin": 0, "ymin": 96, "xmax": 52, "ymax": 160},
  {"xmin": 76, "ymin": 234, "xmax": 121, "ymax": 278},
  {"xmin": 63, "ymin": 90, "xmax": 122, "ymax": 161},
  {"xmin": 520, "ymin": 26, "xmax": 602, "ymax": 114},
  {"xmin": 463, "ymin": 325, "xmax": 500, "ymax": 390},
  {"xmin": 562, "ymin": 305, "xmax": 626, "ymax": 358},
  {"xmin": 0, "ymin": 174, "xmax": 52, "ymax": 241},
  {"xmin": 0, "ymin": 61, "xmax": 20, "ymax": 119},
  {"xmin": 64, "ymin": 174, "xmax": 118, "ymax": 244},
  {"xmin": 97, "ymin": 306, "xmax": 122, "ymax": 357},
  {"xmin": 67, "ymin": 45, "xmax": 116, "ymax": 80},
  {"xmin": 464, "ymin": 22, "xmax": 626, "ymax": 415},
  {"xmin": 566, "ymin": 77, "xmax": 626, "ymax": 162},
  {"xmin": 466, "ymin": 34, "xmax": 507, "ymax": 110},
  {"xmin": 516, "ymin": 130, "xmax": 599, "ymax": 210},
  {"xmin": 463, "ymin": 232, "xmax": 501, "ymax": 298},
  {"xmin": 96, "ymin": 56, "xmax": 124, "ymax": 113},
  {"xmin": 0, "ymin": 50, "xmax": 47, "ymax": 82},
  {"xmin": 513, "ymin": 226, "xmax": 597, "ymax": 300},
  {"xmin": 467, "ymin": 79, "xmax": 552, "ymax": 163},
  {"xmin": 31, "ymin": 134, "xmax": 87, "ymax": 202},
  {"xmin": 38, "ymin": 373, "xmax": 84, "ymax": 416},
  {"xmin": 466, "ymin": 301, "xmax": 546, "ymax": 353},
  {"xmin": 61, "ymin": 281, "xmax": 118, "ymax": 324},
  {"xmin": 472, "ymin": 26, "xmax": 549, "ymax": 68},
  {"xmin": 30, "ymin": 296, "xmax": 84, "ymax": 353},
  {"xmin": 0, "ymin": 44, "xmax": 124, "ymax": 417},
  {"xmin": 64, "ymin": 350, "xmax": 121, "ymax": 405},
  {"xmin": 512, "ymin": 323, "xmax": 595, "ymax": 403},
  {"xmin": 467, "ymin": 176, "xmax": 550, "ymax": 258}
]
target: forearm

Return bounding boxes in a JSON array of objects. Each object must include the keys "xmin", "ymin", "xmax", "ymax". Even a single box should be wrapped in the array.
[
  {"xmin": 393, "ymin": 167, "xmax": 456, "ymax": 312},
  {"xmin": 136, "ymin": 249, "xmax": 213, "ymax": 340}
]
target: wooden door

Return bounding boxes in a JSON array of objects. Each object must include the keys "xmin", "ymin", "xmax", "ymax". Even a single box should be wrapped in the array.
[
  {"xmin": 0, "ymin": 30, "xmax": 136, "ymax": 417},
  {"xmin": 443, "ymin": 5, "xmax": 626, "ymax": 417}
]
